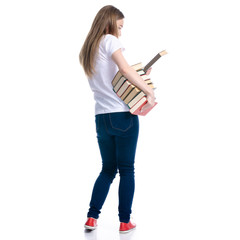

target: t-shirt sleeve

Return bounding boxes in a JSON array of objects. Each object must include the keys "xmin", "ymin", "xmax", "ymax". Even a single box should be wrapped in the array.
[{"xmin": 104, "ymin": 34, "xmax": 125, "ymax": 57}]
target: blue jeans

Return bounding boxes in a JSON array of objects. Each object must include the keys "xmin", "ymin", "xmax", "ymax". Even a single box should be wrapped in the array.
[{"xmin": 87, "ymin": 112, "xmax": 139, "ymax": 223}]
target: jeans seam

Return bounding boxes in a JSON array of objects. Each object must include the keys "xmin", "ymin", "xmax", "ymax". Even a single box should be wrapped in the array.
[
  {"xmin": 95, "ymin": 116, "xmax": 100, "ymax": 131},
  {"xmin": 103, "ymin": 114, "xmax": 111, "ymax": 135}
]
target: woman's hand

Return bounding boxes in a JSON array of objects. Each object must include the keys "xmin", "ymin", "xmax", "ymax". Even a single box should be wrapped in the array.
[{"xmin": 140, "ymin": 90, "xmax": 156, "ymax": 113}]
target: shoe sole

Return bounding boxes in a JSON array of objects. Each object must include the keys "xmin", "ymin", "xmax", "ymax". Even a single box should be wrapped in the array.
[
  {"xmin": 84, "ymin": 225, "xmax": 97, "ymax": 230},
  {"xmin": 119, "ymin": 226, "xmax": 136, "ymax": 234}
]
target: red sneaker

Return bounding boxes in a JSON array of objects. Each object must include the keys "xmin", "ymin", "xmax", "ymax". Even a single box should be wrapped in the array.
[
  {"xmin": 119, "ymin": 221, "xmax": 136, "ymax": 233},
  {"xmin": 84, "ymin": 217, "xmax": 97, "ymax": 230}
]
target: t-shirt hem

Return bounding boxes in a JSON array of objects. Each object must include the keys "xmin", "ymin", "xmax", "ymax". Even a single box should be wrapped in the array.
[{"xmin": 95, "ymin": 109, "xmax": 130, "ymax": 115}]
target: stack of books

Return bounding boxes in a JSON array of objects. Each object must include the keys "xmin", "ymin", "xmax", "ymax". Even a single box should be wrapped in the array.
[{"xmin": 112, "ymin": 50, "xmax": 167, "ymax": 116}]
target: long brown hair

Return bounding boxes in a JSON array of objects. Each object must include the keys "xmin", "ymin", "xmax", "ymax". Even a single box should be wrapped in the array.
[{"xmin": 79, "ymin": 5, "xmax": 124, "ymax": 78}]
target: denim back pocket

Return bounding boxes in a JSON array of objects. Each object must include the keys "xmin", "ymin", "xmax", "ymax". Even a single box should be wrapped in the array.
[{"xmin": 109, "ymin": 112, "xmax": 133, "ymax": 132}]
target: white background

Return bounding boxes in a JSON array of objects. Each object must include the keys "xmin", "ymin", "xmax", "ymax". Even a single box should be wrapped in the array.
[{"xmin": 0, "ymin": 0, "xmax": 239, "ymax": 239}]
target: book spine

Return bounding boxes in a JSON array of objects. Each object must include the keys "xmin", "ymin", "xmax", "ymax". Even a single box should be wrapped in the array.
[
  {"xmin": 143, "ymin": 53, "xmax": 161, "ymax": 72},
  {"xmin": 124, "ymin": 87, "xmax": 140, "ymax": 105},
  {"xmin": 128, "ymin": 92, "xmax": 146, "ymax": 108},
  {"xmin": 117, "ymin": 80, "xmax": 131, "ymax": 97},
  {"xmin": 112, "ymin": 72, "xmax": 122, "ymax": 86},
  {"xmin": 113, "ymin": 76, "xmax": 126, "ymax": 92},
  {"xmin": 120, "ymin": 85, "xmax": 134, "ymax": 100},
  {"xmin": 112, "ymin": 69, "xmax": 145, "ymax": 88},
  {"xmin": 130, "ymin": 97, "xmax": 147, "ymax": 114}
]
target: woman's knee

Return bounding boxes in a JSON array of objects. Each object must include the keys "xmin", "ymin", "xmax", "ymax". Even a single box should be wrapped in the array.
[
  {"xmin": 118, "ymin": 165, "xmax": 135, "ymax": 177},
  {"xmin": 100, "ymin": 168, "xmax": 117, "ymax": 182}
]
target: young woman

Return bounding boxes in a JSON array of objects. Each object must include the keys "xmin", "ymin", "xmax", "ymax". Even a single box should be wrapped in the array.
[{"xmin": 79, "ymin": 5, "xmax": 155, "ymax": 233}]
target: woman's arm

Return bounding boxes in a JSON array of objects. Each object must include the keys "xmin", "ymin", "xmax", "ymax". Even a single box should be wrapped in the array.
[{"xmin": 112, "ymin": 49, "xmax": 156, "ymax": 109}]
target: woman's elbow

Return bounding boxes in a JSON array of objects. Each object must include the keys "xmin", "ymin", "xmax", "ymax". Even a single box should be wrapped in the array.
[{"xmin": 119, "ymin": 66, "xmax": 131, "ymax": 76}]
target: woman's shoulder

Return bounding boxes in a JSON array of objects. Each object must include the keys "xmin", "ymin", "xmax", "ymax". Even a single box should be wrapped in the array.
[
  {"xmin": 101, "ymin": 34, "xmax": 119, "ymax": 45},
  {"xmin": 100, "ymin": 34, "xmax": 123, "ymax": 56},
  {"xmin": 105, "ymin": 34, "xmax": 118, "ymax": 40}
]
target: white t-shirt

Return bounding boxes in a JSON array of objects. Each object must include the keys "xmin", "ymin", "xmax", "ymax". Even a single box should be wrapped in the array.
[{"xmin": 88, "ymin": 34, "xmax": 130, "ymax": 115}]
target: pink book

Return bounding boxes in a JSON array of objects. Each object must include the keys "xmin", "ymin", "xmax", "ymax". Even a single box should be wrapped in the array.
[{"xmin": 130, "ymin": 96, "xmax": 158, "ymax": 116}]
